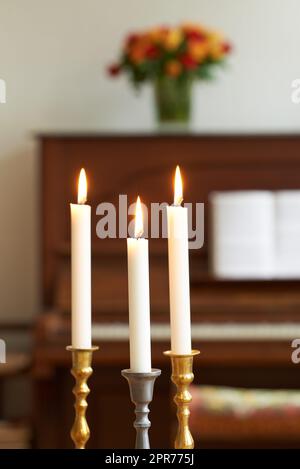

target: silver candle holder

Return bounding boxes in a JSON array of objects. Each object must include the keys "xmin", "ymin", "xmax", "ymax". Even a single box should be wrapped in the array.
[{"xmin": 122, "ymin": 369, "xmax": 161, "ymax": 449}]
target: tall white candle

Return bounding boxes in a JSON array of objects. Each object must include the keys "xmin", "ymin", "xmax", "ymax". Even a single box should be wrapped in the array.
[
  {"xmin": 167, "ymin": 166, "xmax": 192, "ymax": 354},
  {"xmin": 70, "ymin": 168, "xmax": 92, "ymax": 349},
  {"xmin": 127, "ymin": 196, "xmax": 151, "ymax": 372}
]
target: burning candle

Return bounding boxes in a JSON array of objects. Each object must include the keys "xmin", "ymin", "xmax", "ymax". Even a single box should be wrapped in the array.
[
  {"xmin": 127, "ymin": 196, "xmax": 152, "ymax": 372},
  {"xmin": 167, "ymin": 166, "xmax": 192, "ymax": 354},
  {"xmin": 70, "ymin": 168, "xmax": 92, "ymax": 349}
]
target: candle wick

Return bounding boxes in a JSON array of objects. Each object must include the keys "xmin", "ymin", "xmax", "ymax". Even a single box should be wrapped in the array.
[{"xmin": 173, "ymin": 196, "xmax": 183, "ymax": 207}]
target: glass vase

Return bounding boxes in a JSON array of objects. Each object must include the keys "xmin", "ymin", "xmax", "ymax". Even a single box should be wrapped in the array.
[{"xmin": 154, "ymin": 77, "xmax": 192, "ymax": 127}]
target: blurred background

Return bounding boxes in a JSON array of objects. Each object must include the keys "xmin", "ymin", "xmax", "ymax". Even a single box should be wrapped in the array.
[{"xmin": 1, "ymin": 0, "xmax": 300, "ymax": 448}]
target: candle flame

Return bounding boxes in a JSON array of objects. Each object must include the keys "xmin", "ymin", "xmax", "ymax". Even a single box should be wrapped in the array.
[
  {"xmin": 134, "ymin": 196, "xmax": 143, "ymax": 238},
  {"xmin": 78, "ymin": 168, "xmax": 87, "ymax": 204},
  {"xmin": 174, "ymin": 165, "xmax": 183, "ymax": 206}
]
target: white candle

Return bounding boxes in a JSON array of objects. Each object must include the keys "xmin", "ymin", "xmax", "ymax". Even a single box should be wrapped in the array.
[
  {"xmin": 167, "ymin": 166, "xmax": 192, "ymax": 354},
  {"xmin": 127, "ymin": 196, "xmax": 151, "ymax": 372},
  {"xmin": 70, "ymin": 168, "xmax": 92, "ymax": 349}
]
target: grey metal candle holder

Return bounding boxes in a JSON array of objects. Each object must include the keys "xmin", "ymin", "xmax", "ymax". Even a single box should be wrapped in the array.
[{"xmin": 121, "ymin": 368, "xmax": 161, "ymax": 449}]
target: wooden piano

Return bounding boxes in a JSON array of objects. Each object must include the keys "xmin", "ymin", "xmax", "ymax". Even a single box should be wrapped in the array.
[{"xmin": 33, "ymin": 134, "xmax": 300, "ymax": 448}]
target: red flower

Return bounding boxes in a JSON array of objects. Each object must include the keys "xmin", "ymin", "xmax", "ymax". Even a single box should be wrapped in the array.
[
  {"xmin": 145, "ymin": 45, "xmax": 160, "ymax": 60},
  {"xmin": 180, "ymin": 53, "xmax": 198, "ymax": 70},
  {"xmin": 126, "ymin": 34, "xmax": 139, "ymax": 47},
  {"xmin": 185, "ymin": 30, "xmax": 206, "ymax": 42},
  {"xmin": 107, "ymin": 64, "xmax": 121, "ymax": 76},
  {"xmin": 222, "ymin": 42, "xmax": 232, "ymax": 54}
]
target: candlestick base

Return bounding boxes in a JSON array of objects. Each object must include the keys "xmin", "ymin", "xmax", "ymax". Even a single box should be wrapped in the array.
[
  {"xmin": 121, "ymin": 369, "xmax": 161, "ymax": 449},
  {"xmin": 67, "ymin": 346, "xmax": 98, "ymax": 449},
  {"xmin": 164, "ymin": 350, "xmax": 200, "ymax": 449}
]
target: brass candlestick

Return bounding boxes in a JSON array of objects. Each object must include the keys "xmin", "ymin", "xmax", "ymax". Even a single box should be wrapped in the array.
[
  {"xmin": 164, "ymin": 350, "xmax": 200, "ymax": 449},
  {"xmin": 67, "ymin": 346, "xmax": 98, "ymax": 449}
]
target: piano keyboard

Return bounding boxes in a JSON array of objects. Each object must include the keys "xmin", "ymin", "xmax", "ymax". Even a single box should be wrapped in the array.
[{"xmin": 92, "ymin": 322, "xmax": 300, "ymax": 342}]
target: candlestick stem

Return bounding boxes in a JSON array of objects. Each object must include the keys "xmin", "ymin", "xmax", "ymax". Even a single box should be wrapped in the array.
[
  {"xmin": 122, "ymin": 369, "xmax": 161, "ymax": 449},
  {"xmin": 164, "ymin": 350, "xmax": 200, "ymax": 449},
  {"xmin": 67, "ymin": 346, "xmax": 98, "ymax": 449}
]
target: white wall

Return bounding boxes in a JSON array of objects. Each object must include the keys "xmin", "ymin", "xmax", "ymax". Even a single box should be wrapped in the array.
[{"xmin": 0, "ymin": 0, "xmax": 299, "ymax": 321}]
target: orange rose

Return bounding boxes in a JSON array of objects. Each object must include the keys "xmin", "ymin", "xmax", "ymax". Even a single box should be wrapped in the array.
[
  {"xmin": 148, "ymin": 27, "xmax": 168, "ymax": 44},
  {"xmin": 209, "ymin": 31, "xmax": 223, "ymax": 42},
  {"xmin": 129, "ymin": 45, "xmax": 146, "ymax": 64},
  {"xmin": 182, "ymin": 23, "xmax": 203, "ymax": 34},
  {"xmin": 188, "ymin": 40, "xmax": 209, "ymax": 62},
  {"xmin": 210, "ymin": 44, "xmax": 223, "ymax": 60},
  {"xmin": 208, "ymin": 32, "xmax": 224, "ymax": 60},
  {"xmin": 163, "ymin": 28, "xmax": 183, "ymax": 50},
  {"xmin": 165, "ymin": 60, "xmax": 182, "ymax": 77}
]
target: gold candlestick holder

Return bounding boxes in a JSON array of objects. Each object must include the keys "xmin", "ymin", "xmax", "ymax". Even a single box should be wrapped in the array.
[
  {"xmin": 66, "ymin": 346, "xmax": 98, "ymax": 449},
  {"xmin": 164, "ymin": 350, "xmax": 200, "ymax": 449}
]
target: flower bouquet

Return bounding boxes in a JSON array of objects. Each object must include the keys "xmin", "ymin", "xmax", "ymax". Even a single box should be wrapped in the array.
[{"xmin": 108, "ymin": 23, "xmax": 232, "ymax": 125}]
